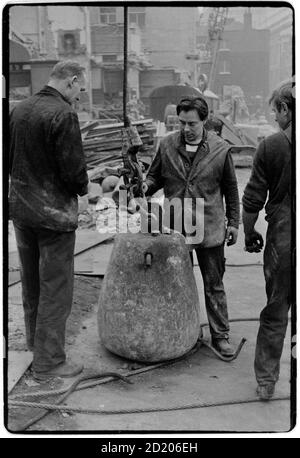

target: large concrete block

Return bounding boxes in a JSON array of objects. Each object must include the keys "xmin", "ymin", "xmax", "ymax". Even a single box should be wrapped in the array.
[{"xmin": 98, "ymin": 232, "xmax": 200, "ymax": 362}]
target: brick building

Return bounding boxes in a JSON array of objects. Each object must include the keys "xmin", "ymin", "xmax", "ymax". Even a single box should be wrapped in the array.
[{"xmin": 8, "ymin": 5, "xmax": 57, "ymax": 101}]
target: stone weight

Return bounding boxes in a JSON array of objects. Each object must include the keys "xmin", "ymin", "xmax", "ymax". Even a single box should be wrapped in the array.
[{"xmin": 98, "ymin": 232, "xmax": 200, "ymax": 362}]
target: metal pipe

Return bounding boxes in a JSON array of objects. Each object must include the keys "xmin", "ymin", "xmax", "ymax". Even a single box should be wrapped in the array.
[
  {"xmin": 84, "ymin": 6, "xmax": 93, "ymax": 112},
  {"xmin": 123, "ymin": 6, "xmax": 129, "ymax": 127}
]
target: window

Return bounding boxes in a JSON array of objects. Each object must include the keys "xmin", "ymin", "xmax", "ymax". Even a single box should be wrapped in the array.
[
  {"xmin": 90, "ymin": 7, "xmax": 100, "ymax": 25},
  {"xmin": 90, "ymin": 7, "xmax": 117, "ymax": 25},
  {"xmin": 10, "ymin": 64, "xmax": 23, "ymax": 71},
  {"xmin": 219, "ymin": 60, "xmax": 230, "ymax": 75},
  {"xmin": 128, "ymin": 6, "xmax": 146, "ymax": 28},
  {"xmin": 62, "ymin": 33, "xmax": 76, "ymax": 52},
  {"xmin": 100, "ymin": 7, "xmax": 116, "ymax": 24},
  {"xmin": 102, "ymin": 55, "xmax": 117, "ymax": 62},
  {"xmin": 57, "ymin": 30, "xmax": 80, "ymax": 55}
]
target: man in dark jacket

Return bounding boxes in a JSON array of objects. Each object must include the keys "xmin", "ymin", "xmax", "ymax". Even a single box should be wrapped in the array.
[
  {"xmin": 242, "ymin": 80, "xmax": 294, "ymax": 400},
  {"xmin": 9, "ymin": 60, "xmax": 89, "ymax": 380},
  {"xmin": 144, "ymin": 96, "xmax": 240, "ymax": 356}
]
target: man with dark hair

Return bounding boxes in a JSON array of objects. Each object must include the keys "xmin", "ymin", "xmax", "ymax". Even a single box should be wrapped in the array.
[
  {"xmin": 144, "ymin": 96, "xmax": 240, "ymax": 356},
  {"xmin": 9, "ymin": 60, "xmax": 89, "ymax": 380},
  {"xmin": 242, "ymin": 79, "xmax": 294, "ymax": 400}
]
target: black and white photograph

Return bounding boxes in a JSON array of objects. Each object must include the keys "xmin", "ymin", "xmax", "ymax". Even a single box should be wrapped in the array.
[{"xmin": 3, "ymin": 1, "xmax": 296, "ymax": 436}]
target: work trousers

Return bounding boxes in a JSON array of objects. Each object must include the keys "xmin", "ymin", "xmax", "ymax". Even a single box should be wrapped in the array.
[
  {"xmin": 190, "ymin": 245, "xmax": 229, "ymax": 340},
  {"xmin": 254, "ymin": 208, "xmax": 291, "ymax": 385},
  {"xmin": 13, "ymin": 222, "xmax": 75, "ymax": 372}
]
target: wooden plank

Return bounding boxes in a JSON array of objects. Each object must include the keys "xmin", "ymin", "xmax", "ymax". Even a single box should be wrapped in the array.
[
  {"xmin": 74, "ymin": 242, "xmax": 114, "ymax": 276},
  {"xmin": 74, "ymin": 229, "xmax": 114, "ymax": 255},
  {"xmin": 80, "ymin": 120, "xmax": 99, "ymax": 134},
  {"xmin": 74, "ymin": 252, "xmax": 94, "ymax": 273},
  {"xmin": 91, "ymin": 243, "xmax": 113, "ymax": 275},
  {"xmin": 89, "ymin": 118, "xmax": 154, "ymax": 133},
  {"xmin": 8, "ymin": 351, "xmax": 33, "ymax": 393},
  {"xmin": 9, "ymin": 271, "xmax": 21, "ymax": 286},
  {"xmin": 9, "ymin": 251, "xmax": 21, "ymax": 286},
  {"xmin": 8, "ymin": 231, "xmax": 113, "ymax": 286},
  {"xmin": 9, "ymin": 251, "xmax": 19, "ymax": 269}
]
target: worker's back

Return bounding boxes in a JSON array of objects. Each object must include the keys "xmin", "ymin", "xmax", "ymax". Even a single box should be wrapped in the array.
[{"xmin": 9, "ymin": 85, "xmax": 88, "ymax": 231}]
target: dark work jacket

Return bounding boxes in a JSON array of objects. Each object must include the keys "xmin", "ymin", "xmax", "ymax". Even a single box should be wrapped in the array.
[
  {"xmin": 145, "ymin": 129, "xmax": 240, "ymax": 248},
  {"xmin": 242, "ymin": 128, "xmax": 291, "ymax": 222},
  {"xmin": 9, "ymin": 86, "xmax": 88, "ymax": 232},
  {"xmin": 242, "ymin": 127, "xmax": 292, "ymax": 270}
]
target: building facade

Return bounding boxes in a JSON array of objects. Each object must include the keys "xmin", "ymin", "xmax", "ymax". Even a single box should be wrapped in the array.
[
  {"xmin": 196, "ymin": 8, "xmax": 270, "ymax": 117},
  {"xmin": 252, "ymin": 6, "xmax": 293, "ymax": 90},
  {"xmin": 9, "ymin": 4, "xmax": 216, "ymax": 115},
  {"xmin": 9, "ymin": 5, "xmax": 57, "ymax": 101},
  {"xmin": 220, "ymin": 10, "xmax": 270, "ymax": 113},
  {"xmin": 88, "ymin": 5, "xmax": 201, "ymax": 111},
  {"xmin": 226, "ymin": 6, "xmax": 293, "ymax": 92}
]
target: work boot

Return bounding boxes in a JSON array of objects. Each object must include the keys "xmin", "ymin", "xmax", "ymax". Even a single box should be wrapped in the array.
[
  {"xmin": 32, "ymin": 360, "xmax": 83, "ymax": 381},
  {"xmin": 211, "ymin": 338, "xmax": 235, "ymax": 357},
  {"xmin": 256, "ymin": 383, "xmax": 275, "ymax": 401}
]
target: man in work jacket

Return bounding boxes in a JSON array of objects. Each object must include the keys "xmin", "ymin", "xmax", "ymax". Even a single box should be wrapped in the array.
[
  {"xmin": 144, "ymin": 96, "xmax": 240, "ymax": 356},
  {"xmin": 242, "ymin": 80, "xmax": 294, "ymax": 401},
  {"xmin": 9, "ymin": 60, "xmax": 89, "ymax": 380}
]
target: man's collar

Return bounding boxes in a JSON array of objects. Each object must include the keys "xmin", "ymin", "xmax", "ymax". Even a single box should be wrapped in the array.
[
  {"xmin": 179, "ymin": 128, "xmax": 208, "ymax": 147},
  {"xmin": 39, "ymin": 85, "xmax": 72, "ymax": 105},
  {"xmin": 283, "ymin": 121, "xmax": 292, "ymax": 144}
]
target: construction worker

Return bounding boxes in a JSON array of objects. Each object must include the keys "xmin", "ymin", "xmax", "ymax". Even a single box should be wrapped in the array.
[
  {"xmin": 242, "ymin": 80, "xmax": 294, "ymax": 400},
  {"xmin": 164, "ymin": 101, "xmax": 178, "ymax": 131},
  {"xmin": 144, "ymin": 96, "xmax": 240, "ymax": 356},
  {"xmin": 205, "ymin": 110, "xmax": 223, "ymax": 136},
  {"xmin": 9, "ymin": 61, "xmax": 89, "ymax": 381}
]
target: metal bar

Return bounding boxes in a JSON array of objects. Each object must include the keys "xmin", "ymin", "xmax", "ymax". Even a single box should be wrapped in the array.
[{"xmin": 123, "ymin": 6, "xmax": 129, "ymax": 127}]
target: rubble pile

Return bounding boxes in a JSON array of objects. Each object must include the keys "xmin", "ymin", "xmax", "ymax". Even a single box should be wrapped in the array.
[
  {"xmin": 78, "ymin": 195, "xmax": 142, "ymax": 233},
  {"xmin": 81, "ymin": 119, "xmax": 157, "ymax": 176}
]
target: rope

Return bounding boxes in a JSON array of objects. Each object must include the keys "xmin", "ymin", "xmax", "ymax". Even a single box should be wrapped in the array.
[
  {"xmin": 10, "ymin": 342, "xmax": 203, "ymax": 400},
  {"xmin": 10, "ymin": 320, "xmax": 260, "ymax": 400},
  {"xmin": 8, "ymin": 343, "xmax": 202, "ymax": 430},
  {"xmin": 199, "ymin": 337, "xmax": 246, "ymax": 362},
  {"xmin": 9, "ymin": 361, "xmax": 176, "ymax": 400},
  {"xmin": 11, "ymin": 372, "xmax": 132, "ymax": 431},
  {"xmin": 225, "ymin": 263, "xmax": 262, "ymax": 267},
  {"xmin": 8, "ymin": 316, "xmax": 291, "ymax": 430},
  {"xmin": 9, "ymin": 396, "xmax": 290, "ymax": 416}
]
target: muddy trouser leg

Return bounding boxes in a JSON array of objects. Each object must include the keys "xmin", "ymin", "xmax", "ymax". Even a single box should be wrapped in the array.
[
  {"xmin": 194, "ymin": 245, "xmax": 229, "ymax": 340},
  {"xmin": 13, "ymin": 222, "xmax": 40, "ymax": 351},
  {"xmin": 33, "ymin": 228, "xmax": 75, "ymax": 372},
  {"xmin": 255, "ymin": 237, "xmax": 291, "ymax": 386}
]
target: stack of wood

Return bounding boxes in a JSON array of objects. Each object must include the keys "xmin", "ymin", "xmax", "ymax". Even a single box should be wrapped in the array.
[{"xmin": 81, "ymin": 119, "xmax": 157, "ymax": 177}]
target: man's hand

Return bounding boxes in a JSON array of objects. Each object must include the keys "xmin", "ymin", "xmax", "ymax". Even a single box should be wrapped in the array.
[
  {"xmin": 225, "ymin": 226, "xmax": 238, "ymax": 246},
  {"xmin": 244, "ymin": 230, "xmax": 264, "ymax": 253}
]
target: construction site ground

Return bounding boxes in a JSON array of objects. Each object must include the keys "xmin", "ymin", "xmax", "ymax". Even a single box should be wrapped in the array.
[{"xmin": 6, "ymin": 168, "xmax": 294, "ymax": 434}]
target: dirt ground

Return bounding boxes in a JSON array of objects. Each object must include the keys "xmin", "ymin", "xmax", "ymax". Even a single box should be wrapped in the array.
[{"xmin": 5, "ymin": 168, "xmax": 295, "ymax": 435}]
